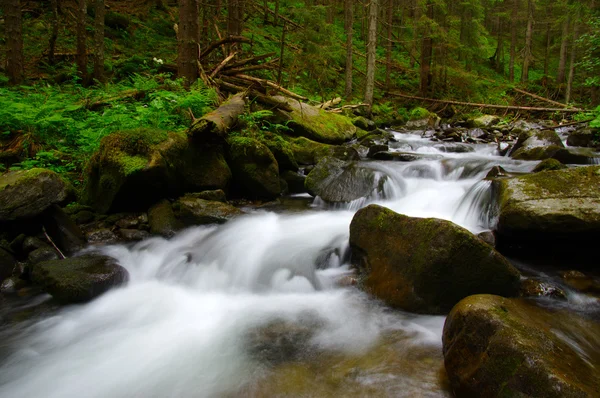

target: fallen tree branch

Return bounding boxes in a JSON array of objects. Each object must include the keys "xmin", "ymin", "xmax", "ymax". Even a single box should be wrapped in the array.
[
  {"xmin": 42, "ymin": 226, "xmax": 66, "ymax": 259},
  {"xmin": 200, "ymin": 36, "xmax": 252, "ymax": 59},
  {"xmin": 235, "ymin": 74, "xmax": 308, "ymax": 101},
  {"xmin": 188, "ymin": 92, "xmax": 246, "ymax": 144},
  {"xmin": 387, "ymin": 92, "xmax": 586, "ymax": 113},
  {"xmin": 224, "ymin": 53, "xmax": 276, "ymax": 70},
  {"xmin": 221, "ymin": 61, "xmax": 278, "ymax": 75},
  {"xmin": 512, "ymin": 87, "xmax": 582, "ymax": 110},
  {"xmin": 209, "ymin": 52, "xmax": 237, "ymax": 78}
]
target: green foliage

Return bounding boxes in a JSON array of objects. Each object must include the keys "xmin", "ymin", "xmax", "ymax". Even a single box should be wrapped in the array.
[{"xmin": 409, "ymin": 107, "xmax": 431, "ymax": 120}]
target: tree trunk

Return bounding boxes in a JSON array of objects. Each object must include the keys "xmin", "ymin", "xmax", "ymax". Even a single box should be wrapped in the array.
[
  {"xmin": 48, "ymin": 0, "xmax": 59, "ymax": 65},
  {"xmin": 566, "ymin": 9, "xmax": 580, "ymax": 104},
  {"xmin": 494, "ymin": 16, "xmax": 504, "ymax": 74},
  {"xmin": 543, "ymin": 20, "xmax": 550, "ymax": 76},
  {"xmin": 274, "ymin": 0, "xmax": 279, "ymax": 26},
  {"xmin": 520, "ymin": 0, "xmax": 534, "ymax": 83},
  {"xmin": 5, "ymin": 0, "xmax": 24, "ymax": 84},
  {"xmin": 93, "ymin": 0, "xmax": 105, "ymax": 83},
  {"xmin": 364, "ymin": 0, "xmax": 378, "ymax": 109},
  {"xmin": 385, "ymin": 0, "xmax": 394, "ymax": 89},
  {"xmin": 509, "ymin": 0, "xmax": 518, "ymax": 82},
  {"xmin": 178, "ymin": 0, "xmax": 200, "ymax": 87},
  {"xmin": 76, "ymin": 0, "xmax": 88, "ymax": 83},
  {"xmin": 420, "ymin": 0, "xmax": 433, "ymax": 96},
  {"xmin": 557, "ymin": 16, "xmax": 570, "ymax": 85},
  {"xmin": 227, "ymin": 0, "xmax": 243, "ymax": 35},
  {"xmin": 344, "ymin": 0, "xmax": 353, "ymax": 99}
]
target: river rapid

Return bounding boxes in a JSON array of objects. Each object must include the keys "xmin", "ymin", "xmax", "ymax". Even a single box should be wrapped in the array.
[{"xmin": 0, "ymin": 131, "xmax": 595, "ymax": 397}]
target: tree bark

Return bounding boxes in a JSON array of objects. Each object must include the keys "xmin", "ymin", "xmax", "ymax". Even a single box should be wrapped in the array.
[
  {"xmin": 520, "ymin": 0, "xmax": 534, "ymax": 83},
  {"xmin": 557, "ymin": 16, "xmax": 570, "ymax": 85},
  {"xmin": 227, "ymin": 0, "xmax": 244, "ymax": 35},
  {"xmin": 509, "ymin": 0, "xmax": 518, "ymax": 82},
  {"xmin": 385, "ymin": 0, "xmax": 394, "ymax": 89},
  {"xmin": 420, "ymin": 0, "xmax": 433, "ymax": 96},
  {"xmin": 364, "ymin": 0, "xmax": 378, "ymax": 109},
  {"xmin": 5, "ymin": 0, "xmax": 24, "ymax": 85},
  {"xmin": 566, "ymin": 8, "xmax": 580, "ymax": 104},
  {"xmin": 344, "ymin": 0, "xmax": 353, "ymax": 99},
  {"xmin": 48, "ymin": 0, "xmax": 59, "ymax": 65},
  {"xmin": 177, "ymin": 0, "xmax": 200, "ymax": 87},
  {"xmin": 76, "ymin": 0, "xmax": 88, "ymax": 83},
  {"xmin": 93, "ymin": 0, "xmax": 105, "ymax": 83}
]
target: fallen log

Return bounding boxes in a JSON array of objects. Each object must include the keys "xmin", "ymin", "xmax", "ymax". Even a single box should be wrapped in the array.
[
  {"xmin": 200, "ymin": 36, "xmax": 252, "ymax": 59},
  {"xmin": 221, "ymin": 62, "xmax": 278, "ymax": 75},
  {"xmin": 235, "ymin": 74, "xmax": 308, "ymax": 101},
  {"xmin": 387, "ymin": 92, "xmax": 585, "ymax": 113},
  {"xmin": 209, "ymin": 52, "xmax": 237, "ymax": 78},
  {"xmin": 187, "ymin": 93, "xmax": 246, "ymax": 145},
  {"xmin": 512, "ymin": 87, "xmax": 582, "ymax": 110},
  {"xmin": 223, "ymin": 53, "xmax": 276, "ymax": 70},
  {"xmin": 216, "ymin": 79, "xmax": 293, "ymax": 111},
  {"xmin": 319, "ymin": 97, "xmax": 342, "ymax": 109}
]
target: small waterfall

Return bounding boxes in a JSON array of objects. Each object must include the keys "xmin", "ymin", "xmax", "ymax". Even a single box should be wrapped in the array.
[{"xmin": 452, "ymin": 180, "xmax": 498, "ymax": 231}]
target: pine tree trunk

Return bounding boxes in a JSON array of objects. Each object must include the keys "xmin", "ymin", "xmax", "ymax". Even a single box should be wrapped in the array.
[
  {"xmin": 385, "ymin": 0, "xmax": 394, "ymax": 89},
  {"xmin": 566, "ymin": 9, "xmax": 580, "ymax": 104},
  {"xmin": 344, "ymin": 0, "xmax": 353, "ymax": 99},
  {"xmin": 364, "ymin": 0, "xmax": 378, "ymax": 109},
  {"xmin": 509, "ymin": 0, "xmax": 518, "ymax": 82},
  {"xmin": 495, "ymin": 16, "xmax": 504, "ymax": 74},
  {"xmin": 520, "ymin": 0, "xmax": 534, "ymax": 83},
  {"xmin": 557, "ymin": 16, "xmax": 570, "ymax": 85},
  {"xmin": 93, "ymin": 0, "xmax": 105, "ymax": 83},
  {"xmin": 178, "ymin": 0, "xmax": 200, "ymax": 87},
  {"xmin": 76, "ymin": 0, "xmax": 88, "ymax": 83},
  {"xmin": 544, "ymin": 20, "xmax": 550, "ymax": 76},
  {"xmin": 48, "ymin": 0, "xmax": 59, "ymax": 65},
  {"xmin": 5, "ymin": 0, "xmax": 24, "ymax": 85},
  {"xmin": 420, "ymin": 0, "xmax": 433, "ymax": 96}
]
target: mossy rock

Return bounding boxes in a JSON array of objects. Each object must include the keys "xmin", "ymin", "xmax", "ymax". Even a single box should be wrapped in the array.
[
  {"xmin": 567, "ymin": 128, "xmax": 596, "ymax": 148},
  {"xmin": 273, "ymin": 96, "xmax": 356, "ymax": 144},
  {"xmin": 443, "ymin": 294, "xmax": 600, "ymax": 397},
  {"xmin": 468, "ymin": 114, "xmax": 500, "ymax": 128},
  {"xmin": 552, "ymin": 147, "xmax": 600, "ymax": 165},
  {"xmin": 510, "ymin": 129, "xmax": 564, "ymax": 160},
  {"xmin": 0, "ymin": 168, "xmax": 70, "ymax": 221},
  {"xmin": 148, "ymin": 200, "xmax": 183, "ymax": 238},
  {"xmin": 174, "ymin": 196, "xmax": 244, "ymax": 226},
  {"xmin": 104, "ymin": 12, "xmax": 130, "ymax": 31},
  {"xmin": 227, "ymin": 137, "xmax": 281, "ymax": 200},
  {"xmin": 532, "ymin": 158, "xmax": 567, "ymax": 172},
  {"xmin": 352, "ymin": 116, "xmax": 376, "ymax": 131},
  {"xmin": 349, "ymin": 205, "xmax": 521, "ymax": 314},
  {"xmin": 305, "ymin": 157, "xmax": 379, "ymax": 203},
  {"xmin": 263, "ymin": 137, "xmax": 299, "ymax": 171},
  {"xmin": 31, "ymin": 254, "xmax": 129, "ymax": 304}
]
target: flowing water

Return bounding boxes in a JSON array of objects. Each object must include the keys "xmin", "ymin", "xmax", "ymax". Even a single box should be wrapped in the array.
[{"xmin": 0, "ymin": 132, "xmax": 596, "ymax": 397}]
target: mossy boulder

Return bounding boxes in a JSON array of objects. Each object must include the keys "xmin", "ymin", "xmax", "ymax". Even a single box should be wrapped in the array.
[
  {"xmin": 227, "ymin": 137, "xmax": 281, "ymax": 200},
  {"xmin": 148, "ymin": 200, "xmax": 184, "ymax": 238},
  {"xmin": 567, "ymin": 128, "xmax": 596, "ymax": 147},
  {"xmin": 349, "ymin": 205, "xmax": 521, "ymax": 314},
  {"xmin": 31, "ymin": 254, "xmax": 128, "ymax": 304},
  {"xmin": 405, "ymin": 108, "xmax": 440, "ymax": 129},
  {"xmin": 443, "ymin": 294, "xmax": 600, "ymax": 397},
  {"xmin": 305, "ymin": 157, "xmax": 380, "ymax": 203},
  {"xmin": 352, "ymin": 116, "xmax": 376, "ymax": 131},
  {"xmin": 83, "ymin": 128, "xmax": 231, "ymax": 213},
  {"xmin": 174, "ymin": 195, "xmax": 244, "ymax": 226},
  {"xmin": 0, "ymin": 168, "xmax": 70, "ymax": 221},
  {"xmin": 532, "ymin": 158, "xmax": 567, "ymax": 172},
  {"xmin": 552, "ymin": 147, "xmax": 600, "ymax": 165},
  {"xmin": 263, "ymin": 137, "xmax": 299, "ymax": 171},
  {"xmin": 469, "ymin": 114, "xmax": 500, "ymax": 128},
  {"xmin": 273, "ymin": 96, "xmax": 356, "ymax": 144},
  {"xmin": 509, "ymin": 129, "xmax": 564, "ymax": 160},
  {"xmin": 495, "ymin": 166, "xmax": 600, "ymax": 260}
]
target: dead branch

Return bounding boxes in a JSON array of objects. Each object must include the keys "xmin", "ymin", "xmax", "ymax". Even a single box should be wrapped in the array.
[
  {"xmin": 224, "ymin": 53, "xmax": 277, "ymax": 70},
  {"xmin": 235, "ymin": 74, "xmax": 308, "ymax": 101},
  {"xmin": 319, "ymin": 97, "xmax": 342, "ymax": 109},
  {"xmin": 222, "ymin": 62, "xmax": 278, "ymax": 75},
  {"xmin": 200, "ymin": 36, "xmax": 252, "ymax": 59},
  {"xmin": 512, "ymin": 87, "xmax": 582, "ymax": 110},
  {"xmin": 210, "ymin": 52, "xmax": 237, "ymax": 78}
]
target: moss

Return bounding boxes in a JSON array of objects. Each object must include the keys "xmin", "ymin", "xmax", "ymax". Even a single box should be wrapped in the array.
[
  {"xmin": 119, "ymin": 154, "xmax": 149, "ymax": 176},
  {"xmin": 533, "ymin": 158, "xmax": 567, "ymax": 173},
  {"xmin": 409, "ymin": 107, "xmax": 432, "ymax": 120}
]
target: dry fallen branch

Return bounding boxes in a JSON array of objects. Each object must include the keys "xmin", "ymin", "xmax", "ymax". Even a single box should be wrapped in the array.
[
  {"xmin": 235, "ymin": 74, "xmax": 308, "ymax": 101},
  {"xmin": 200, "ymin": 36, "xmax": 252, "ymax": 59}
]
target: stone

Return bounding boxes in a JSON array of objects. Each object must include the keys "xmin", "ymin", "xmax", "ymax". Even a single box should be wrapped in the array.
[
  {"xmin": 85, "ymin": 228, "xmax": 119, "ymax": 245},
  {"xmin": 118, "ymin": 229, "xmax": 151, "ymax": 242},
  {"xmin": 443, "ymin": 295, "xmax": 600, "ymax": 397},
  {"xmin": 559, "ymin": 270, "xmax": 600, "ymax": 295},
  {"xmin": 477, "ymin": 230, "xmax": 496, "ymax": 247},
  {"xmin": 567, "ymin": 128, "xmax": 596, "ymax": 148},
  {"xmin": 175, "ymin": 196, "xmax": 244, "ymax": 226},
  {"xmin": 353, "ymin": 116, "xmax": 377, "ymax": 131},
  {"xmin": 27, "ymin": 247, "xmax": 60, "ymax": 265},
  {"xmin": 349, "ymin": 205, "xmax": 521, "ymax": 314},
  {"xmin": 281, "ymin": 170, "xmax": 306, "ymax": 194},
  {"xmin": 148, "ymin": 200, "xmax": 183, "ymax": 238},
  {"xmin": 532, "ymin": 158, "xmax": 567, "ymax": 172},
  {"xmin": 552, "ymin": 147, "xmax": 600, "ymax": 165},
  {"xmin": 0, "ymin": 169, "xmax": 70, "ymax": 221},
  {"xmin": 42, "ymin": 205, "xmax": 86, "ymax": 255},
  {"xmin": 366, "ymin": 144, "xmax": 389, "ymax": 158},
  {"xmin": 31, "ymin": 254, "xmax": 129, "ymax": 303},
  {"xmin": 519, "ymin": 278, "xmax": 567, "ymax": 300},
  {"xmin": 0, "ymin": 246, "xmax": 17, "ymax": 282},
  {"xmin": 469, "ymin": 115, "xmax": 500, "ymax": 128},
  {"xmin": 72, "ymin": 210, "xmax": 96, "ymax": 225},
  {"xmin": 509, "ymin": 129, "xmax": 565, "ymax": 160}
]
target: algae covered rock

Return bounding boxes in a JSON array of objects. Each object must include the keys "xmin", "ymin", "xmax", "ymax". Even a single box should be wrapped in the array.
[
  {"xmin": 148, "ymin": 200, "xmax": 183, "ymax": 238},
  {"xmin": 31, "ymin": 254, "xmax": 128, "ymax": 303},
  {"xmin": 443, "ymin": 294, "xmax": 600, "ymax": 397},
  {"xmin": 509, "ymin": 129, "xmax": 564, "ymax": 160},
  {"xmin": 174, "ymin": 195, "xmax": 244, "ymax": 226},
  {"xmin": 567, "ymin": 128, "xmax": 596, "ymax": 148},
  {"xmin": 305, "ymin": 157, "xmax": 380, "ymax": 203},
  {"xmin": 227, "ymin": 137, "xmax": 281, "ymax": 200},
  {"xmin": 532, "ymin": 158, "xmax": 566, "ymax": 172},
  {"xmin": 469, "ymin": 114, "xmax": 500, "ymax": 128},
  {"xmin": 273, "ymin": 96, "xmax": 356, "ymax": 144},
  {"xmin": 0, "ymin": 168, "xmax": 70, "ymax": 221},
  {"xmin": 349, "ymin": 205, "xmax": 520, "ymax": 314}
]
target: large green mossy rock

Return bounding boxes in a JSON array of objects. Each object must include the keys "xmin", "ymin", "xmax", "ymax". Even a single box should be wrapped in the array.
[
  {"xmin": 0, "ymin": 169, "xmax": 70, "ymax": 221},
  {"xmin": 83, "ymin": 129, "xmax": 231, "ymax": 213},
  {"xmin": 174, "ymin": 194, "xmax": 244, "ymax": 226},
  {"xmin": 227, "ymin": 137, "xmax": 281, "ymax": 200},
  {"xmin": 443, "ymin": 294, "xmax": 600, "ymax": 397},
  {"xmin": 31, "ymin": 254, "xmax": 128, "ymax": 303},
  {"xmin": 510, "ymin": 129, "xmax": 564, "ymax": 160},
  {"xmin": 148, "ymin": 200, "xmax": 184, "ymax": 238},
  {"xmin": 273, "ymin": 96, "xmax": 356, "ymax": 144},
  {"xmin": 349, "ymin": 205, "xmax": 520, "ymax": 314},
  {"xmin": 495, "ymin": 166, "xmax": 600, "ymax": 259},
  {"xmin": 305, "ymin": 157, "xmax": 379, "ymax": 203}
]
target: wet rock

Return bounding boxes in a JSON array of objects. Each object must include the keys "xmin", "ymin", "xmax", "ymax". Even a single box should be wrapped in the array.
[
  {"xmin": 227, "ymin": 137, "xmax": 281, "ymax": 200},
  {"xmin": 567, "ymin": 128, "xmax": 596, "ymax": 148},
  {"xmin": 189, "ymin": 190, "xmax": 227, "ymax": 203},
  {"xmin": 519, "ymin": 278, "xmax": 567, "ymax": 300},
  {"xmin": 433, "ymin": 143, "xmax": 475, "ymax": 153},
  {"xmin": 115, "ymin": 214, "xmax": 142, "ymax": 229},
  {"xmin": 443, "ymin": 294, "xmax": 600, "ymax": 397},
  {"xmin": 305, "ymin": 157, "xmax": 380, "ymax": 203},
  {"xmin": 118, "ymin": 229, "xmax": 151, "ymax": 242},
  {"xmin": 532, "ymin": 158, "xmax": 567, "ymax": 172},
  {"xmin": 373, "ymin": 152, "xmax": 441, "ymax": 162},
  {"xmin": 22, "ymin": 237, "xmax": 48, "ymax": 254},
  {"xmin": 281, "ymin": 170, "xmax": 306, "ymax": 194},
  {"xmin": 27, "ymin": 247, "xmax": 60, "ymax": 265},
  {"xmin": 0, "ymin": 246, "xmax": 17, "ymax": 282},
  {"xmin": 477, "ymin": 230, "xmax": 496, "ymax": 247},
  {"xmin": 175, "ymin": 195, "xmax": 244, "ymax": 226},
  {"xmin": 349, "ymin": 205, "xmax": 521, "ymax": 314},
  {"xmin": 509, "ymin": 129, "xmax": 564, "ymax": 160},
  {"xmin": 0, "ymin": 169, "xmax": 70, "ymax": 221},
  {"xmin": 366, "ymin": 144, "xmax": 389, "ymax": 158},
  {"xmin": 246, "ymin": 319, "xmax": 315, "ymax": 364},
  {"xmin": 72, "ymin": 210, "xmax": 96, "ymax": 225},
  {"xmin": 559, "ymin": 270, "xmax": 600, "ymax": 295},
  {"xmin": 468, "ymin": 128, "xmax": 488, "ymax": 139},
  {"xmin": 485, "ymin": 165, "xmax": 508, "ymax": 179},
  {"xmin": 469, "ymin": 115, "xmax": 500, "ymax": 128},
  {"xmin": 42, "ymin": 205, "xmax": 86, "ymax": 255},
  {"xmin": 85, "ymin": 228, "xmax": 119, "ymax": 245},
  {"xmin": 353, "ymin": 116, "xmax": 377, "ymax": 131},
  {"xmin": 148, "ymin": 200, "xmax": 184, "ymax": 238},
  {"xmin": 552, "ymin": 147, "xmax": 600, "ymax": 165},
  {"xmin": 31, "ymin": 254, "xmax": 129, "ymax": 304}
]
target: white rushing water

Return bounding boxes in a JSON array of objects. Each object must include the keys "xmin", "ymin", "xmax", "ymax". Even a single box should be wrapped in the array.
[{"xmin": 0, "ymin": 133, "xmax": 537, "ymax": 397}]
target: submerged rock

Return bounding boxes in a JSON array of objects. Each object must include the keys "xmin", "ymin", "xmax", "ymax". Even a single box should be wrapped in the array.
[
  {"xmin": 519, "ymin": 278, "xmax": 567, "ymax": 300},
  {"xmin": 305, "ymin": 157, "xmax": 380, "ymax": 203},
  {"xmin": 443, "ymin": 294, "xmax": 600, "ymax": 397},
  {"xmin": 349, "ymin": 205, "xmax": 521, "ymax": 314},
  {"xmin": 0, "ymin": 168, "xmax": 70, "ymax": 221},
  {"xmin": 31, "ymin": 254, "xmax": 128, "ymax": 303}
]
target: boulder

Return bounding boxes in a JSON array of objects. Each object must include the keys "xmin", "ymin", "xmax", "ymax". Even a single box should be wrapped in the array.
[
  {"xmin": 27, "ymin": 246, "xmax": 60, "ymax": 265},
  {"xmin": 372, "ymin": 152, "xmax": 441, "ymax": 162},
  {"xmin": 31, "ymin": 254, "xmax": 129, "ymax": 303},
  {"xmin": 0, "ymin": 168, "xmax": 70, "ymax": 221},
  {"xmin": 366, "ymin": 144, "xmax": 389, "ymax": 158},
  {"xmin": 519, "ymin": 278, "xmax": 566, "ymax": 300},
  {"xmin": 469, "ymin": 114, "xmax": 500, "ymax": 128},
  {"xmin": 0, "ymin": 246, "xmax": 17, "ymax": 282},
  {"xmin": 532, "ymin": 158, "xmax": 566, "ymax": 172},
  {"xmin": 227, "ymin": 137, "xmax": 281, "ymax": 200},
  {"xmin": 552, "ymin": 147, "xmax": 600, "ymax": 165},
  {"xmin": 509, "ymin": 129, "xmax": 564, "ymax": 161},
  {"xmin": 273, "ymin": 96, "xmax": 357, "ymax": 144},
  {"xmin": 281, "ymin": 170, "xmax": 306, "ymax": 194},
  {"xmin": 263, "ymin": 138, "xmax": 299, "ymax": 172},
  {"xmin": 85, "ymin": 228, "xmax": 119, "ymax": 245},
  {"xmin": 443, "ymin": 295, "xmax": 600, "ymax": 397},
  {"xmin": 567, "ymin": 128, "xmax": 596, "ymax": 148},
  {"xmin": 118, "ymin": 229, "xmax": 151, "ymax": 242},
  {"xmin": 349, "ymin": 205, "xmax": 521, "ymax": 314},
  {"xmin": 352, "ymin": 116, "xmax": 377, "ymax": 131},
  {"xmin": 188, "ymin": 190, "xmax": 227, "ymax": 203},
  {"xmin": 83, "ymin": 128, "xmax": 231, "ymax": 213},
  {"xmin": 148, "ymin": 200, "xmax": 184, "ymax": 238},
  {"xmin": 174, "ymin": 195, "xmax": 244, "ymax": 226},
  {"xmin": 305, "ymin": 157, "xmax": 381, "ymax": 203},
  {"xmin": 494, "ymin": 166, "xmax": 600, "ymax": 261},
  {"xmin": 42, "ymin": 205, "xmax": 86, "ymax": 255}
]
